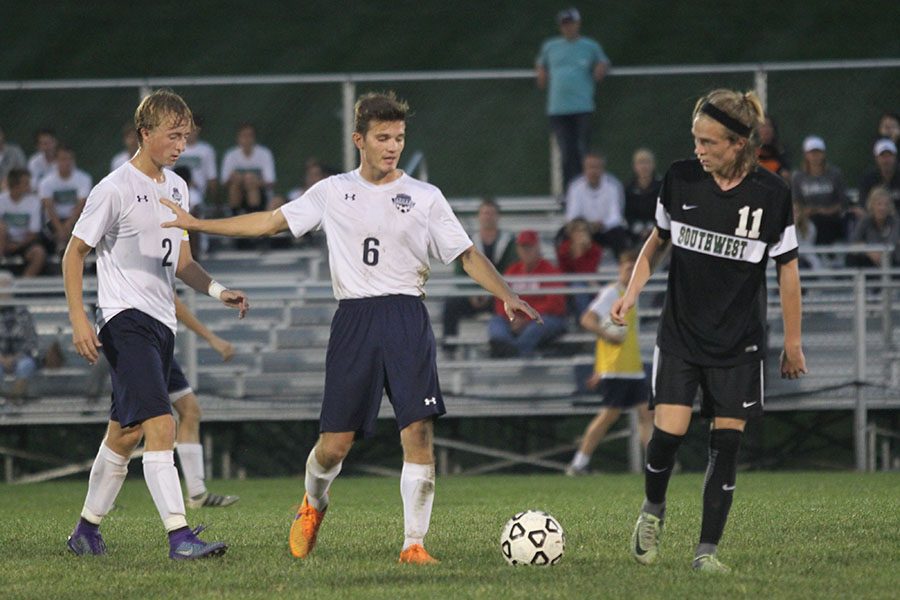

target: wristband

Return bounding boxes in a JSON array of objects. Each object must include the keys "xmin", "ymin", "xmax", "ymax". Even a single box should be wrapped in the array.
[{"xmin": 208, "ymin": 281, "xmax": 227, "ymax": 300}]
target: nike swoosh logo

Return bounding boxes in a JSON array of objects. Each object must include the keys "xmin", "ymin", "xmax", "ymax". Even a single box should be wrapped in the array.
[
  {"xmin": 633, "ymin": 532, "xmax": 648, "ymax": 556},
  {"xmin": 646, "ymin": 464, "xmax": 668, "ymax": 473},
  {"xmin": 722, "ymin": 484, "xmax": 736, "ymax": 491},
  {"xmin": 682, "ymin": 204, "xmax": 698, "ymax": 210},
  {"xmin": 742, "ymin": 401, "xmax": 758, "ymax": 408}
]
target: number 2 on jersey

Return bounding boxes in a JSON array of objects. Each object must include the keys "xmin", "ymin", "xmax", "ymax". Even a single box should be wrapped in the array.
[
  {"xmin": 734, "ymin": 205, "xmax": 762, "ymax": 239},
  {"xmin": 162, "ymin": 238, "xmax": 173, "ymax": 267},
  {"xmin": 363, "ymin": 237, "xmax": 380, "ymax": 266}
]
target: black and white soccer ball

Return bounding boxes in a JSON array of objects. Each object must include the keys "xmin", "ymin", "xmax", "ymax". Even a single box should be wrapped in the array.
[{"xmin": 499, "ymin": 509, "xmax": 565, "ymax": 566}]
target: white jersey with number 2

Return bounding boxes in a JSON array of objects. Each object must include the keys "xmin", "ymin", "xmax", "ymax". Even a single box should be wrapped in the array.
[
  {"xmin": 72, "ymin": 162, "xmax": 190, "ymax": 333},
  {"xmin": 280, "ymin": 169, "xmax": 472, "ymax": 299}
]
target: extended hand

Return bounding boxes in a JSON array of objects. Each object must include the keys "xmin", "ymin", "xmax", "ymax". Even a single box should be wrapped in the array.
[
  {"xmin": 160, "ymin": 198, "xmax": 197, "ymax": 230},
  {"xmin": 211, "ymin": 336, "xmax": 235, "ymax": 362},
  {"xmin": 780, "ymin": 345, "xmax": 808, "ymax": 379},
  {"xmin": 609, "ymin": 296, "xmax": 634, "ymax": 325},
  {"xmin": 221, "ymin": 289, "xmax": 250, "ymax": 319},
  {"xmin": 72, "ymin": 316, "xmax": 102, "ymax": 365},
  {"xmin": 503, "ymin": 296, "xmax": 543, "ymax": 324}
]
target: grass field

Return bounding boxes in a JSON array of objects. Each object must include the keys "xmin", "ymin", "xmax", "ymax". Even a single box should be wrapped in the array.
[{"xmin": 1, "ymin": 473, "xmax": 897, "ymax": 599}]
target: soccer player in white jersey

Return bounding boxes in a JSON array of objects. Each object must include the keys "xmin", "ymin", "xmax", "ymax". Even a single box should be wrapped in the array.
[
  {"xmin": 161, "ymin": 91, "xmax": 542, "ymax": 564},
  {"xmin": 63, "ymin": 89, "xmax": 249, "ymax": 560},
  {"xmin": 613, "ymin": 89, "xmax": 807, "ymax": 572}
]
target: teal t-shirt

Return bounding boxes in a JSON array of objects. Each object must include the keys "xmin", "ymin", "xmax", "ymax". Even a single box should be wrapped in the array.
[{"xmin": 537, "ymin": 36, "xmax": 608, "ymax": 116}]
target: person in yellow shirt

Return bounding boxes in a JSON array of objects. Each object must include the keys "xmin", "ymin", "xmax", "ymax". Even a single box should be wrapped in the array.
[{"xmin": 567, "ymin": 249, "xmax": 652, "ymax": 475}]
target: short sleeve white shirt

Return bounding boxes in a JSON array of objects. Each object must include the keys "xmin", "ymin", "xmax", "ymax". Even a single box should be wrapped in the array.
[
  {"xmin": 72, "ymin": 162, "xmax": 190, "ymax": 333},
  {"xmin": 110, "ymin": 151, "xmax": 132, "ymax": 172},
  {"xmin": 220, "ymin": 145, "xmax": 275, "ymax": 185},
  {"xmin": 565, "ymin": 173, "xmax": 625, "ymax": 228},
  {"xmin": 280, "ymin": 169, "xmax": 472, "ymax": 299},
  {"xmin": 176, "ymin": 140, "xmax": 218, "ymax": 196},
  {"xmin": 0, "ymin": 192, "xmax": 42, "ymax": 243},
  {"xmin": 27, "ymin": 153, "xmax": 56, "ymax": 188},
  {"xmin": 38, "ymin": 168, "xmax": 93, "ymax": 219}
]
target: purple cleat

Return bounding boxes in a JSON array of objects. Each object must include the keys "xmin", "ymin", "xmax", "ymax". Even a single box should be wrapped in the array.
[
  {"xmin": 67, "ymin": 519, "xmax": 107, "ymax": 556},
  {"xmin": 168, "ymin": 525, "xmax": 227, "ymax": 560}
]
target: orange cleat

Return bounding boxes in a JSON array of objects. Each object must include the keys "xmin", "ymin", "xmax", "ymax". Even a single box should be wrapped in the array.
[
  {"xmin": 398, "ymin": 544, "xmax": 439, "ymax": 565},
  {"xmin": 289, "ymin": 493, "xmax": 327, "ymax": 558}
]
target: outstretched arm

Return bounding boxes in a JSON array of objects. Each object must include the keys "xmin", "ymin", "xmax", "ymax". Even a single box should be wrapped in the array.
[
  {"xmin": 610, "ymin": 228, "xmax": 668, "ymax": 324},
  {"xmin": 175, "ymin": 240, "xmax": 249, "ymax": 319},
  {"xmin": 777, "ymin": 258, "xmax": 807, "ymax": 379},
  {"xmin": 174, "ymin": 295, "xmax": 235, "ymax": 362},
  {"xmin": 458, "ymin": 245, "xmax": 542, "ymax": 323},
  {"xmin": 160, "ymin": 198, "xmax": 288, "ymax": 238}
]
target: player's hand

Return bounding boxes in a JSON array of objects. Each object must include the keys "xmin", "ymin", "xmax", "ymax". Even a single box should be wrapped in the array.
[
  {"xmin": 780, "ymin": 344, "xmax": 807, "ymax": 379},
  {"xmin": 220, "ymin": 289, "xmax": 250, "ymax": 319},
  {"xmin": 210, "ymin": 336, "xmax": 235, "ymax": 362},
  {"xmin": 585, "ymin": 372, "xmax": 602, "ymax": 391},
  {"xmin": 609, "ymin": 295, "xmax": 635, "ymax": 325},
  {"xmin": 159, "ymin": 198, "xmax": 197, "ymax": 230},
  {"xmin": 503, "ymin": 296, "xmax": 543, "ymax": 324},
  {"xmin": 71, "ymin": 314, "xmax": 102, "ymax": 365}
]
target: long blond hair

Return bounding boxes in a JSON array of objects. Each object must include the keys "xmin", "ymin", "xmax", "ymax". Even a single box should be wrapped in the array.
[{"xmin": 693, "ymin": 89, "xmax": 765, "ymax": 179}]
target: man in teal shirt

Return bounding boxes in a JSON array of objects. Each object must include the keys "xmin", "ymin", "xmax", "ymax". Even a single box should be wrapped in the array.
[{"xmin": 536, "ymin": 7, "xmax": 610, "ymax": 191}]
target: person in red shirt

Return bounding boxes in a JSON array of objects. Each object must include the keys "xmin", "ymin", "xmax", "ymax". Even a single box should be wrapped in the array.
[
  {"xmin": 488, "ymin": 230, "xmax": 567, "ymax": 357},
  {"xmin": 556, "ymin": 217, "xmax": 602, "ymax": 316}
]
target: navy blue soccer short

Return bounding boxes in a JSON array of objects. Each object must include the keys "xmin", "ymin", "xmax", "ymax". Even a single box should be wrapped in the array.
[
  {"xmin": 168, "ymin": 359, "xmax": 193, "ymax": 402},
  {"xmin": 98, "ymin": 309, "xmax": 175, "ymax": 428},
  {"xmin": 320, "ymin": 295, "xmax": 445, "ymax": 439},
  {"xmin": 596, "ymin": 377, "xmax": 649, "ymax": 409},
  {"xmin": 651, "ymin": 347, "xmax": 764, "ymax": 420}
]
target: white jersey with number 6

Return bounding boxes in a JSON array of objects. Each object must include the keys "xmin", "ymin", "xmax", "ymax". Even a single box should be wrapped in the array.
[
  {"xmin": 72, "ymin": 162, "xmax": 190, "ymax": 333},
  {"xmin": 280, "ymin": 169, "xmax": 472, "ymax": 299}
]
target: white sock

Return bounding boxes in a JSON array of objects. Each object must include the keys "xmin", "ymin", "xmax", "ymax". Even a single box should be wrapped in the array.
[
  {"xmin": 572, "ymin": 451, "xmax": 590, "ymax": 470},
  {"xmin": 175, "ymin": 443, "xmax": 206, "ymax": 498},
  {"xmin": 142, "ymin": 450, "xmax": 188, "ymax": 532},
  {"xmin": 81, "ymin": 443, "xmax": 129, "ymax": 525},
  {"xmin": 400, "ymin": 462, "xmax": 435, "ymax": 550},
  {"xmin": 305, "ymin": 447, "xmax": 341, "ymax": 511}
]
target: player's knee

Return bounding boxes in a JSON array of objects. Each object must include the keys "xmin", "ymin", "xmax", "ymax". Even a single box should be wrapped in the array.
[
  {"xmin": 317, "ymin": 435, "xmax": 353, "ymax": 465},
  {"xmin": 27, "ymin": 244, "xmax": 46, "ymax": 261},
  {"xmin": 175, "ymin": 396, "xmax": 202, "ymax": 424}
]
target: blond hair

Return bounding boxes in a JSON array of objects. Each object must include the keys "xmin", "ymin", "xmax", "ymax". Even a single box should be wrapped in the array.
[
  {"xmin": 866, "ymin": 186, "xmax": 896, "ymax": 217},
  {"xmin": 693, "ymin": 89, "xmax": 765, "ymax": 179},
  {"xmin": 134, "ymin": 89, "xmax": 193, "ymax": 145}
]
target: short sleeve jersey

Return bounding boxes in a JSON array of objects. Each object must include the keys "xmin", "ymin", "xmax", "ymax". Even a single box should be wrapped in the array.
[
  {"xmin": 0, "ymin": 192, "xmax": 42, "ymax": 243},
  {"xmin": 280, "ymin": 169, "xmax": 473, "ymax": 299},
  {"xmin": 536, "ymin": 36, "xmax": 608, "ymax": 116},
  {"xmin": 72, "ymin": 162, "xmax": 190, "ymax": 333},
  {"xmin": 588, "ymin": 283, "xmax": 643, "ymax": 378},
  {"xmin": 176, "ymin": 140, "xmax": 217, "ymax": 196},
  {"xmin": 220, "ymin": 145, "xmax": 275, "ymax": 185},
  {"xmin": 654, "ymin": 159, "xmax": 798, "ymax": 366},
  {"xmin": 38, "ymin": 168, "xmax": 93, "ymax": 219}
]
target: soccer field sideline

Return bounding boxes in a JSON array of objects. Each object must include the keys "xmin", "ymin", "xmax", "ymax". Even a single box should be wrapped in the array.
[{"xmin": 0, "ymin": 472, "xmax": 897, "ymax": 599}]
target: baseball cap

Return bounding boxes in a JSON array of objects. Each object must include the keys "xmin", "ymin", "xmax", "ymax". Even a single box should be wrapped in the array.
[
  {"xmin": 802, "ymin": 136, "xmax": 826, "ymax": 153},
  {"xmin": 556, "ymin": 7, "xmax": 581, "ymax": 24},
  {"xmin": 873, "ymin": 138, "xmax": 898, "ymax": 156},
  {"xmin": 516, "ymin": 230, "xmax": 540, "ymax": 246}
]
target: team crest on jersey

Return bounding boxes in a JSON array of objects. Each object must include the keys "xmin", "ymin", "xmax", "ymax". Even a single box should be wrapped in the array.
[
  {"xmin": 392, "ymin": 193, "xmax": 415, "ymax": 213},
  {"xmin": 172, "ymin": 188, "xmax": 183, "ymax": 203}
]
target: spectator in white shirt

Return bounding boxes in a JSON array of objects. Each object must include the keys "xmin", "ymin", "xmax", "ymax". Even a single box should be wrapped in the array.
[
  {"xmin": 110, "ymin": 123, "xmax": 140, "ymax": 172},
  {"xmin": 220, "ymin": 122, "xmax": 276, "ymax": 214},
  {"xmin": 563, "ymin": 151, "xmax": 631, "ymax": 257},
  {"xmin": 0, "ymin": 169, "xmax": 46, "ymax": 277},
  {"xmin": 176, "ymin": 114, "xmax": 218, "ymax": 200},
  {"xmin": 0, "ymin": 126, "xmax": 27, "ymax": 191},
  {"xmin": 40, "ymin": 144, "xmax": 93, "ymax": 253},
  {"xmin": 27, "ymin": 128, "xmax": 58, "ymax": 188}
]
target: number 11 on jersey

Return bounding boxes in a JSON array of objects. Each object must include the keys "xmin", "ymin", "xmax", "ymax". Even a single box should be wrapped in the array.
[{"xmin": 734, "ymin": 205, "xmax": 762, "ymax": 239}]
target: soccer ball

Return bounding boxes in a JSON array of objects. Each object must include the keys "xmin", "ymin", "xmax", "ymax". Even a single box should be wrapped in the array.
[
  {"xmin": 499, "ymin": 510, "xmax": 565, "ymax": 566},
  {"xmin": 600, "ymin": 316, "xmax": 628, "ymax": 343}
]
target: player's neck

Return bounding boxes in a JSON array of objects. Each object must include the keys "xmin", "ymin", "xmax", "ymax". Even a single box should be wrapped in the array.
[
  {"xmin": 359, "ymin": 164, "xmax": 403, "ymax": 185},
  {"xmin": 130, "ymin": 150, "xmax": 166, "ymax": 183},
  {"xmin": 711, "ymin": 168, "xmax": 748, "ymax": 192}
]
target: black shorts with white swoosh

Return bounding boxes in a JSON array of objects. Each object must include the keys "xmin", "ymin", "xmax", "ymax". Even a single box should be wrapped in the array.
[{"xmin": 651, "ymin": 346, "xmax": 763, "ymax": 420}]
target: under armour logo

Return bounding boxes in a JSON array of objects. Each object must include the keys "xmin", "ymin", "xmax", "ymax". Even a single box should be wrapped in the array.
[
  {"xmin": 345, "ymin": 193, "xmax": 356, "ymax": 201},
  {"xmin": 136, "ymin": 195, "xmax": 149, "ymax": 203},
  {"xmin": 424, "ymin": 397, "xmax": 437, "ymax": 406}
]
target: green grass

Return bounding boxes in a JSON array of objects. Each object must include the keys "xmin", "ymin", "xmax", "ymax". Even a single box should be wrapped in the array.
[{"xmin": 0, "ymin": 473, "xmax": 897, "ymax": 599}]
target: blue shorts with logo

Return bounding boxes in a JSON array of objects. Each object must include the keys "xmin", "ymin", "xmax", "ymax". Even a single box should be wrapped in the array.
[
  {"xmin": 168, "ymin": 359, "xmax": 192, "ymax": 401},
  {"xmin": 321, "ymin": 295, "xmax": 445, "ymax": 439},
  {"xmin": 98, "ymin": 309, "xmax": 175, "ymax": 428}
]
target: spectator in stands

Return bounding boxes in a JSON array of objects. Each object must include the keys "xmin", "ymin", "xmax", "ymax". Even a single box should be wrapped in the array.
[
  {"xmin": 624, "ymin": 148, "xmax": 662, "ymax": 243},
  {"xmin": 0, "ymin": 169, "xmax": 46, "ymax": 277},
  {"xmin": 792, "ymin": 136, "xmax": 848, "ymax": 245},
  {"xmin": 756, "ymin": 114, "xmax": 790, "ymax": 182},
  {"xmin": 27, "ymin": 128, "xmax": 58, "ymax": 187},
  {"xmin": 270, "ymin": 157, "xmax": 332, "ymax": 210},
  {"xmin": 488, "ymin": 230, "xmax": 567, "ymax": 357},
  {"xmin": 39, "ymin": 144, "xmax": 92, "ymax": 254},
  {"xmin": 0, "ymin": 270, "xmax": 39, "ymax": 402},
  {"xmin": 109, "ymin": 123, "xmax": 140, "ymax": 172},
  {"xmin": 564, "ymin": 151, "xmax": 630, "ymax": 257},
  {"xmin": 536, "ymin": 7, "xmax": 610, "ymax": 190},
  {"xmin": 859, "ymin": 139, "xmax": 900, "ymax": 213},
  {"xmin": 174, "ymin": 166, "xmax": 206, "ymax": 257},
  {"xmin": 566, "ymin": 249, "xmax": 652, "ymax": 475},
  {"xmin": 220, "ymin": 122, "xmax": 276, "ymax": 214},
  {"xmin": 875, "ymin": 112, "xmax": 900, "ymax": 146},
  {"xmin": 442, "ymin": 199, "xmax": 517, "ymax": 352},
  {"xmin": 847, "ymin": 186, "xmax": 900, "ymax": 268},
  {"xmin": 0, "ymin": 126, "xmax": 27, "ymax": 191},
  {"xmin": 556, "ymin": 217, "xmax": 601, "ymax": 316},
  {"xmin": 177, "ymin": 114, "xmax": 218, "ymax": 202},
  {"xmin": 793, "ymin": 202, "xmax": 822, "ymax": 270}
]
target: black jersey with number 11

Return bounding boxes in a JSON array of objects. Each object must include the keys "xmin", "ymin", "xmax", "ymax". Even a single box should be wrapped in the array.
[{"xmin": 654, "ymin": 159, "xmax": 798, "ymax": 367}]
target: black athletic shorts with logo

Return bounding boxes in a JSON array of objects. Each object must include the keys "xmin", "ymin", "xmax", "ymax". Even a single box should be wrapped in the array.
[
  {"xmin": 651, "ymin": 346, "xmax": 763, "ymax": 420},
  {"xmin": 320, "ymin": 295, "xmax": 445, "ymax": 439},
  {"xmin": 98, "ymin": 309, "xmax": 175, "ymax": 428}
]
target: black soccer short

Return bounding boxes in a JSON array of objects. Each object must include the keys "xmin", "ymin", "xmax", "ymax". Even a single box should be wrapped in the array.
[
  {"xmin": 651, "ymin": 346, "xmax": 763, "ymax": 420},
  {"xmin": 98, "ymin": 309, "xmax": 175, "ymax": 428},
  {"xmin": 597, "ymin": 378, "xmax": 649, "ymax": 409},
  {"xmin": 168, "ymin": 359, "xmax": 193, "ymax": 402},
  {"xmin": 320, "ymin": 295, "xmax": 445, "ymax": 439}
]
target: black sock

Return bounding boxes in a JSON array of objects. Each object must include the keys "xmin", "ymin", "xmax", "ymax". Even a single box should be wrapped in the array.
[
  {"xmin": 699, "ymin": 428, "xmax": 742, "ymax": 548},
  {"xmin": 643, "ymin": 427, "xmax": 684, "ymax": 515},
  {"xmin": 79, "ymin": 517, "xmax": 99, "ymax": 531}
]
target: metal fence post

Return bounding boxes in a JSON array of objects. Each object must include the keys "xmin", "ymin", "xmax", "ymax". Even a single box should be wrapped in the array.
[
  {"xmin": 853, "ymin": 272, "xmax": 868, "ymax": 472},
  {"xmin": 342, "ymin": 79, "xmax": 356, "ymax": 173},
  {"xmin": 754, "ymin": 68, "xmax": 768, "ymax": 111},
  {"xmin": 549, "ymin": 134, "xmax": 562, "ymax": 198}
]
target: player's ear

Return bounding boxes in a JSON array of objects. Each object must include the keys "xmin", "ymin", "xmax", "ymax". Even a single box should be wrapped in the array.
[{"xmin": 352, "ymin": 131, "xmax": 364, "ymax": 150}]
